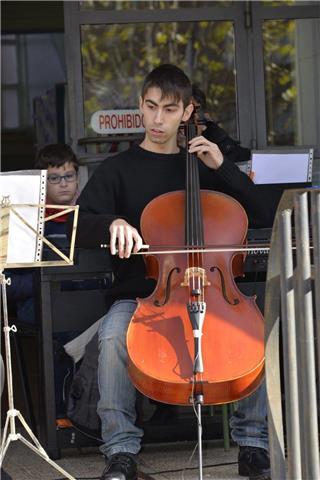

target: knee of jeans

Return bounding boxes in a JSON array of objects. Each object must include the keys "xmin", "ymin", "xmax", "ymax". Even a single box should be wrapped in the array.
[
  {"xmin": 98, "ymin": 335, "xmax": 128, "ymax": 369},
  {"xmin": 98, "ymin": 314, "xmax": 126, "ymax": 340},
  {"xmin": 98, "ymin": 326, "xmax": 126, "ymax": 346}
]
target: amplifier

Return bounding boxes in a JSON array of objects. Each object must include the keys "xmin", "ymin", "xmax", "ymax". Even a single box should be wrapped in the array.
[
  {"xmin": 244, "ymin": 228, "xmax": 271, "ymax": 274},
  {"xmin": 235, "ymin": 228, "xmax": 272, "ymax": 313}
]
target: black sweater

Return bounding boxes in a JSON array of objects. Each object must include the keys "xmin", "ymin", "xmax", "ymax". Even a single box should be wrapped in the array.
[{"xmin": 74, "ymin": 144, "xmax": 269, "ymax": 301}]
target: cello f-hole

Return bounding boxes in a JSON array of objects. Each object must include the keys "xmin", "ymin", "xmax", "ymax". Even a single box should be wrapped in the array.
[
  {"xmin": 210, "ymin": 266, "xmax": 240, "ymax": 305},
  {"xmin": 153, "ymin": 267, "xmax": 180, "ymax": 307}
]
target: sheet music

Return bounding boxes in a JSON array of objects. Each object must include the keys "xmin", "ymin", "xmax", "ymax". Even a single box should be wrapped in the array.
[
  {"xmin": 251, "ymin": 150, "xmax": 313, "ymax": 184},
  {"xmin": 0, "ymin": 170, "xmax": 47, "ymax": 264}
]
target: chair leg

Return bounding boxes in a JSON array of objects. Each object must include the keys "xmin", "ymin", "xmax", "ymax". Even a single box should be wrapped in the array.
[{"xmin": 222, "ymin": 404, "xmax": 230, "ymax": 450}]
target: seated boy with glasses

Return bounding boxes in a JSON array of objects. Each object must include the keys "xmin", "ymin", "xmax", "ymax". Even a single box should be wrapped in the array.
[{"xmin": 36, "ymin": 143, "xmax": 79, "ymax": 237}]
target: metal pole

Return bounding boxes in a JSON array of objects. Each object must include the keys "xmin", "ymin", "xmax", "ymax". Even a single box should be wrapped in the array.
[
  {"xmin": 311, "ymin": 190, "xmax": 320, "ymax": 399},
  {"xmin": 264, "ymin": 215, "xmax": 286, "ymax": 480},
  {"xmin": 294, "ymin": 192, "xmax": 320, "ymax": 480},
  {"xmin": 195, "ymin": 395, "xmax": 203, "ymax": 480},
  {"xmin": 279, "ymin": 210, "xmax": 301, "ymax": 479}
]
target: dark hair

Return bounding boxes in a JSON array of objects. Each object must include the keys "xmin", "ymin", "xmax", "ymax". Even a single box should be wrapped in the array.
[
  {"xmin": 141, "ymin": 64, "xmax": 192, "ymax": 108},
  {"xmin": 35, "ymin": 144, "xmax": 79, "ymax": 171},
  {"xmin": 192, "ymin": 84, "xmax": 207, "ymax": 110}
]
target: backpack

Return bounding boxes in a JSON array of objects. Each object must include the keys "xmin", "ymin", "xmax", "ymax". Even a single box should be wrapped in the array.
[{"xmin": 66, "ymin": 332, "xmax": 102, "ymax": 439}]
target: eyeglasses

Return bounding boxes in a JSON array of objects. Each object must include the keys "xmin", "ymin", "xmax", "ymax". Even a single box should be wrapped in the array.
[{"xmin": 47, "ymin": 172, "xmax": 77, "ymax": 184}]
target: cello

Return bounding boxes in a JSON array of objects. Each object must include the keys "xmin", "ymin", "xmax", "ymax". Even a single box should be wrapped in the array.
[{"xmin": 126, "ymin": 120, "xmax": 265, "ymax": 407}]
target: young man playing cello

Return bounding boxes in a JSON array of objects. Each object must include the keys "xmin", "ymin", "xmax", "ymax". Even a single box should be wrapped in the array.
[{"xmin": 73, "ymin": 64, "xmax": 270, "ymax": 480}]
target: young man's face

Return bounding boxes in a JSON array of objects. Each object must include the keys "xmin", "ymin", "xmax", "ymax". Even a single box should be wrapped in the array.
[
  {"xmin": 46, "ymin": 162, "xmax": 78, "ymax": 205},
  {"xmin": 139, "ymin": 87, "xmax": 193, "ymax": 152}
]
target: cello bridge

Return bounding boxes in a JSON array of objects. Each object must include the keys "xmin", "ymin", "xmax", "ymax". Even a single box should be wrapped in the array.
[{"xmin": 181, "ymin": 267, "xmax": 211, "ymax": 287}]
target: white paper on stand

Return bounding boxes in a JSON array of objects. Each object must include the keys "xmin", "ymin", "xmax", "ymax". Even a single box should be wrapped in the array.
[
  {"xmin": 0, "ymin": 170, "xmax": 47, "ymax": 264},
  {"xmin": 251, "ymin": 150, "xmax": 313, "ymax": 184}
]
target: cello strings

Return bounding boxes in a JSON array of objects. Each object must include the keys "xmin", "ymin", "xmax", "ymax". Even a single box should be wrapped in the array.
[
  {"xmin": 185, "ymin": 123, "xmax": 190, "ymax": 293},
  {"xmin": 191, "ymin": 125, "xmax": 197, "ymax": 296},
  {"xmin": 187, "ymin": 123, "xmax": 195, "ymax": 295},
  {"xmin": 191, "ymin": 132, "xmax": 198, "ymax": 298},
  {"xmin": 195, "ymin": 148, "xmax": 205, "ymax": 303},
  {"xmin": 189, "ymin": 122, "xmax": 199, "ymax": 299},
  {"xmin": 191, "ymin": 121, "xmax": 205, "ymax": 303}
]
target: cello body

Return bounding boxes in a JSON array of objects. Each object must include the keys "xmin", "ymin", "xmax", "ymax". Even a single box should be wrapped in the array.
[{"xmin": 127, "ymin": 189, "xmax": 265, "ymax": 405}]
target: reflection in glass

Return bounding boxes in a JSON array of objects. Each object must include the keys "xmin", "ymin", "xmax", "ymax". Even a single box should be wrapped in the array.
[
  {"xmin": 3, "ymin": 90, "xmax": 19, "ymax": 129},
  {"xmin": 1, "ymin": 44, "xmax": 18, "ymax": 84},
  {"xmin": 1, "ymin": 33, "xmax": 66, "ymax": 129},
  {"xmin": 81, "ymin": 21, "xmax": 236, "ymax": 138},
  {"xmin": 80, "ymin": 1, "xmax": 232, "ymax": 10},
  {"xmin": 263, "ymin": 18, "xmax": 320, "ymax": 146}
]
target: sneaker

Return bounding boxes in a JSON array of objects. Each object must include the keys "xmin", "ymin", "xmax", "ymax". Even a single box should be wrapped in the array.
[
  {"xmin": 238, "ymin": 446, "xmax": 271, "ymax": 479},
  {"xmin": 101, "ymin": 452, "xmax": 138, "ymax": 480}
]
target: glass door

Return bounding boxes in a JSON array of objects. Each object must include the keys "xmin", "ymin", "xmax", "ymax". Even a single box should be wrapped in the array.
[
  {"xmin": 251, "ymin": 2, "xmax": 320, "ymax": 148},
  {"xmin": 64, "ymin": 1, "xmax": 249, "ymax": 156}
]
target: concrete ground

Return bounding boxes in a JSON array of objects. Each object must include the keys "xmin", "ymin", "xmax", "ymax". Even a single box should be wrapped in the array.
[{"xmin": 2, "ymin": 436, "xmax": 242, "ymax": 480}]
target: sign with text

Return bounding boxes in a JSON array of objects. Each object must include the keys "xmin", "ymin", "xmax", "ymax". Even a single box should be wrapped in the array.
[{"xmin": 91, "ymin": 109, "xmax": 145, "ymax": 134}]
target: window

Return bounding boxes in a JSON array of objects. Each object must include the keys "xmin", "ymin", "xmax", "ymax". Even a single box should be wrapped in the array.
[
  {"xmin": 1, "ymin": 33, "xmax": 66, "ymax": 129},
  {"xmin": 81, "ymin": 21, "xmax": 237, "ymax": 137},
  {"xmin": 80, "ymin": 1, "xmax": 232, "ymax": 11},
  {"xmin": 263, "ymin": 18, "xmax": 320, "ymax": 146},
  {"xmin": 2, "ymin": 35, "xmax": 20, "ymax": 129}
]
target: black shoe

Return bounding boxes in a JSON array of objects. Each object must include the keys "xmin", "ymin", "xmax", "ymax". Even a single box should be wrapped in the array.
[
  {"xmin": 238, "ymin": 446, "xmax": 271, "ymax": 479},
  {"xmin": 101, "ymin": 452, "xmax": 138, "ymax": 480}
]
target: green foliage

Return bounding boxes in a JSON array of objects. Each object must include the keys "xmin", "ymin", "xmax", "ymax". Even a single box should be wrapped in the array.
[
  {"xmin": 81, "ymin": 11, "xmax": 301, "ymax": 145},
  {"xmin": 81, "ymin": 20, "xmax": 237, "ymax": 136},
  {"xmin": 263, "ymin": 19, "xmax": 296, "ymax": 144},
  {"xmin": 79, "ymin": 1, "xmax": 228, "ymax": 11}
]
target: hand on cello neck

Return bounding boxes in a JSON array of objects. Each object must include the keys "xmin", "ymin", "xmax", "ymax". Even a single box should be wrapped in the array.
[
  {"xmin": 109, "ymin": 218, "xmax": 144, "ymax": 258},
  {"xmin": 188, "ymin": 135, "xmax": 224, "ymax": 170}
]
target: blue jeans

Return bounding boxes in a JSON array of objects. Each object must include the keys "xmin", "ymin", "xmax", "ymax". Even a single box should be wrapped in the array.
[
  {"xmin": 230, "ymin": 380, "xmax": 269, "ymax": 451},
  {"xmin": 97, "ymin": 299, "xmax": 268, "ymax": 457},
  {"xmin": 98, "ymin": 299, "xmax": 143, "ymax": 458}
]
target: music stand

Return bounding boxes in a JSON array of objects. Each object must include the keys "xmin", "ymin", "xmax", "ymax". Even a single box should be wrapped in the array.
[{"xmin": 0, "ymin": 176, "xmax": 78, "ymax": 480}]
